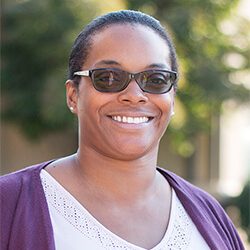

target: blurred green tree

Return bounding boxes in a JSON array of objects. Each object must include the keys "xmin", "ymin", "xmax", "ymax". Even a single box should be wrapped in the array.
[
  {"xmin": 1, "ymin": 0, "xmax": 127, "ymax": 137},
  {"xmin": 127, "ymin": 0, "xmax": 250, "ymax": 156},
  {"xmin": 2, "ymin": 0, "xmax": 100, "ymax": 137},
  {"xmin": 2, "ymin": 0, "xmax": 250, "ymax": 152}
]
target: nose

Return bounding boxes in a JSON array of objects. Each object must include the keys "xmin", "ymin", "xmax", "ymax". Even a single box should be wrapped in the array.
[{"xmin": 117, "ymin": 79, "xmax": 148, "ymax": 104}]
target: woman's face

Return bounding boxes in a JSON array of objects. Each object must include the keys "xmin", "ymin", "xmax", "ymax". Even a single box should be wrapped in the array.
[{"xmin": 68, "ymin": 24, "xmax": 175, "ymax": 160}]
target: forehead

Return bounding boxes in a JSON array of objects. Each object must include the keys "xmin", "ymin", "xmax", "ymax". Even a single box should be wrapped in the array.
[{"xmin": 84, "ymin": 24, "xmax": 171, "ymax": 70}]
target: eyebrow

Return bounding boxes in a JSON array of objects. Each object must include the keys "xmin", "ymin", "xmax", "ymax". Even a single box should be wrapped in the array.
[
  {"xmin": 93, "ymin": 60, "xmax": 169, "ymax": 70},
  {"xmin": 147, "ymin": 63, "xmax": 169, "ymax": 69},
  {"xmin": 94, "ymin": 60, "xmax": 121, "ymax": 67}
]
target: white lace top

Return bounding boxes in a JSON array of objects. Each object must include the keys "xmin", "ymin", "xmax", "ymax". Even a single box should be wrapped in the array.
[{"xmin": 40, "ymin": 170, "xmax": 210, "ymax": 250}]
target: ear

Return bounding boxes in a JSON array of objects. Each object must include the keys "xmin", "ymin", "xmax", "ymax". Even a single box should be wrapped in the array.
[{"xmin": 65, "ymin": 79, "xmax": 78, "ymax": 114}]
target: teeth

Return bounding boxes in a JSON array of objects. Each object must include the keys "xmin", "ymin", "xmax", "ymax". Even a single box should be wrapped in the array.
[
  {"xmin": 122, "ymin": 116, "xmax": 127, "ymax": 123},
  {"xmin": 112, "ymin": 116, "xmax": 149, "ymax": 124}
]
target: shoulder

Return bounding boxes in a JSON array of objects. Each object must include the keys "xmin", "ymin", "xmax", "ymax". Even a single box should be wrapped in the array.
[
  {"xmin": 157, "ymin": 167, "xmax": 226, "ymax": 215},
  {"xmin": 158, "ymin": 168, "xmax": 245, "ymax": 249},
  {"xmin": 0, "ymin": 160, "xmax": 55, "ymax": 231},
  {"xmin": 158, "ymin": 168, "xmax": 237, "ymax": 233},
  {"xmin": 0, "ymin": 160, "xmax": 56, "ymax": 249},
  {"xmin": 1, "ymin": 161, "xmax": 53, "ymax": 189},
  {"xmin": 0, "ymin": 160, "xmax": 55, "ymax": 204},
  {"xmin": 158, "ymin": 167, "xmax": 213, "ymax": 197}
]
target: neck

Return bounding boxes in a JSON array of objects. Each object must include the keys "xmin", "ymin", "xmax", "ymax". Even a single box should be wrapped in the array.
[{"xmin": 74, "ymin": 145, "xmax": 160, "ymax": 203}]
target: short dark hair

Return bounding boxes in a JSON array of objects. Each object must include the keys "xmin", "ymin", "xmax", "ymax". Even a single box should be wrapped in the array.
[{"xmin": 68, "ymin": 10, "xmax": 178, "ymax": 89}]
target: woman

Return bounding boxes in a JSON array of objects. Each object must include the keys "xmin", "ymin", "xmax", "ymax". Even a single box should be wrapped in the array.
[{"xmin": 0, "ymin": 10, "xmax": 244, "ymax": 250}]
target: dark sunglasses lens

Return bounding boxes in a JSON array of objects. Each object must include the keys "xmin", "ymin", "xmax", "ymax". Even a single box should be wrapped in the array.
[
  {"xmin": 139, "ymin": 71, "xmax": 175, "ymax": 94},
  {"xmin": 92, "ymin": 69, "xmax": 128, "ymax": 92}
]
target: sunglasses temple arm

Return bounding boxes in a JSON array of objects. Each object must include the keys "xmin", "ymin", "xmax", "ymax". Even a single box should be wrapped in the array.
[{"xmin": 73, "ymin": 70, "xmax": 90, "ymax": 77}]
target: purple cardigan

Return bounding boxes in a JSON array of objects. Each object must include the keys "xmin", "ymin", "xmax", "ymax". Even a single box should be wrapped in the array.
[{"xmin": 0, "ymin": 161, "xmax": 244, "ymax": 250}]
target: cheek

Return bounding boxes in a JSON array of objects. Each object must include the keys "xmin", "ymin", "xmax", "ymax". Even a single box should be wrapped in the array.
[
  {"xmin": 154, "ymin": 94, "xmax": 174, "ymax": 135},
  {"xmin": 156, "ymin": 93, "xmax": 174, "ymax": 117},
  {"xmin": 76, "ymin": 86, "xmax": 112, "ymax": 124},
  {"xmin": 76, "ymin": 83, "xmax": 102, "ymax": 112}
]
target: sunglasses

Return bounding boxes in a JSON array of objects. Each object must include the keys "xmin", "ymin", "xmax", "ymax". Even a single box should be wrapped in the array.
[{"xmin": 73, "ymin": 68, "xmax": 177, "ymax": 94}]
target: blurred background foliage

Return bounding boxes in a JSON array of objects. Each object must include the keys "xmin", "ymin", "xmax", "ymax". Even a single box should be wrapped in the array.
[
  {"xmin": 1, "ymin": 0, "xmax": 250, "ymax": 157},
  {"xmin": 127, "ymin": 0, "xmax": 250, "ymax": 158},
  {"xmin": 1, "ymin": 0, "xmax": 126, "ymax": 137},
  {"xmin": 1, "ymin": 0, "xmax": 250, "ymax": 243},
  {"xmin": 2, "ymin": 0, "xmax": 250, "ymax": 151}
]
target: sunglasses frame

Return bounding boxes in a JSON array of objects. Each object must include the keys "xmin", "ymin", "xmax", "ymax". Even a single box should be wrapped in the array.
[{"xmin": 73, "ymin": 68, "xmax": 178, "ymax": 94}]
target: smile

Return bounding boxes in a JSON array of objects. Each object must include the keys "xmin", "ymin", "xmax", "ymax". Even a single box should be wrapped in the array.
[{"xmin": 111, "ymin": 116, "xmax": 149, "ymax": 124}]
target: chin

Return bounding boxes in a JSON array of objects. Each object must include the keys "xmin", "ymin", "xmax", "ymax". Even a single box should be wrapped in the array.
[
  {"xmin": 108, "ymin": 144, "xmax": 156, "ymax": 161},
  {"xmin": 112, "ymin": 152, "xmax": 148, "ymax": 161}
]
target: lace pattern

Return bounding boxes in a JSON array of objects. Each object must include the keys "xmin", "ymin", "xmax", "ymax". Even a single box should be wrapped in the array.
[{"xmin": 41, "ymin": 170, "xmax": 192, "ymax": 249}]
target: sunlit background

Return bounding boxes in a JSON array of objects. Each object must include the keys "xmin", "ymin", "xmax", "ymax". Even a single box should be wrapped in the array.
[{"xmin": 1, "ymin": 0, "xmax": 250, "ymax": 247}]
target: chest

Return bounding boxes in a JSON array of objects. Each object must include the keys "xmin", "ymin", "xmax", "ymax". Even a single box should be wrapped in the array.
[{"xmin": 40, "ymin": 169, "xmax": 210, "ymax": 249}]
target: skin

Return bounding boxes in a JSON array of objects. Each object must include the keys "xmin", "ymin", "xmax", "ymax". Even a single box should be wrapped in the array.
[{"xmin": 46, "ymin": 24, "xmax": 175, "ymax": 249}]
